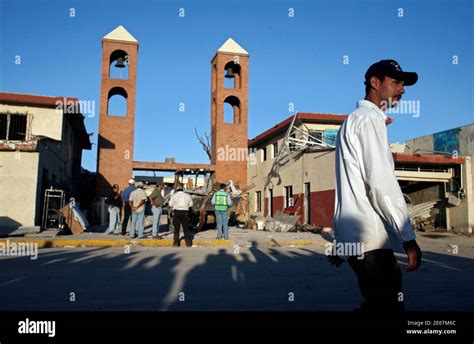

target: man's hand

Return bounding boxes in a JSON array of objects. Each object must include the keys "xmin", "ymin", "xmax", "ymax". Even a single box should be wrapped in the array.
[
  {"xmin": 403, "ymin": 240, "xmax": 422, "ymax": 272},
  {"xmin": 327, "ymin": 254, "xmax": 345, "ymax": 267}
]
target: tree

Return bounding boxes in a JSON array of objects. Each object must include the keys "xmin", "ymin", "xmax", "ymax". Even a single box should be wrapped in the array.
[{"xmin": 194, "ymin": 128, "xmax": 211, "ymax": 161}]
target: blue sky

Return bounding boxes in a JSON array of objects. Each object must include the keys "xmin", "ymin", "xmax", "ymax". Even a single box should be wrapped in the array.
[{"xmin": 1, "ymin": 0, "xmax": 473, "ymax": 174}]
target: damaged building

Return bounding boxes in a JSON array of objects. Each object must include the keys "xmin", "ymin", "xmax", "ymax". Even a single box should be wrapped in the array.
[
  {"xmin": 0, "ymin": 92, "xmax": 92, "ymax": 234},
  {"xmin": 247, "ymin": 113, "xmax": 473, "ymax": 234},
  {"xmin": 402, "ymin": 124, "xmax": 474, "ymax": 233}
]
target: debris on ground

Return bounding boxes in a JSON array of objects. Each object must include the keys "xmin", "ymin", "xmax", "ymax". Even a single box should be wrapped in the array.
[
  {"xmin": 246, "ymin": 215, "xmax": 257, "ymax": 230},
  {"xmin": 295, "ymin": 223, "xmax": 322, "ymax": 233},
  {"xmin": 59, "ymin": 202, "xmax": 89, "ymax": 234},
  {"xmin": 270, "ymin": 238, "xmax": 282, "ymax": 247},
  {"xmin": 407, "ymin": 200, "xmax": 442, "ymax": 232},
  {"xmin": 265, "ymin": 211, "xmax": 301, "ymax": 232},
  {"xmin": 163, "ymin": 169, "xmax": 253, "ymax": 231},
  {"xmin": 413, "ymin": 216, "xmax": 431, "ymax": 232}
]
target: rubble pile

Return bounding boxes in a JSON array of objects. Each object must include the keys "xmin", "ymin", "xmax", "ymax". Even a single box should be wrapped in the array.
[{"xmin": 407, "ymin": 200, "xmax": 440, "ymax": 232}]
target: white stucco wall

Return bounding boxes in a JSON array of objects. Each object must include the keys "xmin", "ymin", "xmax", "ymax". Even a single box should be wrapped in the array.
[
  {"xmin": 0, "ymin": 151, "xmax": 39, "ymax": 229},
  {"xmin": 0, "ymin": 104, "xmax": 63, "ymax": 141}
]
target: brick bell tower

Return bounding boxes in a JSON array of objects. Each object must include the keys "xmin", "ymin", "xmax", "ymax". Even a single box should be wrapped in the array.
[
  {"xmin": 210, "ymin": 38, "xmax": 249, "ymax": 188},
  {"xmin": 96, "ymin": 26, "xmax": 138, "ymax": 196}
]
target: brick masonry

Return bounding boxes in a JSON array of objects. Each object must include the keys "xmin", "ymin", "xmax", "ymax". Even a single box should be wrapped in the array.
[
  {"xmin": 210, "ymin": 51, "xmax": 249, "ymax": 188},
  {"xmin": 97, "ymin": 35, "xmax": 250, "ymax": 196},
  {"xmin": 96, "ymin": 38, "xmax": 138, "ymax": 196}
]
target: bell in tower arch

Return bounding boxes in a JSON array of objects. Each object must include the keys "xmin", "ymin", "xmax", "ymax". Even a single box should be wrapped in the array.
[
  {"xmin": 115, "ymin": 57, "xmax": 126, "ymax": 68},
  {"xmin": 224, "ymin": 66, "xmax": 235, "ymax": 79}
]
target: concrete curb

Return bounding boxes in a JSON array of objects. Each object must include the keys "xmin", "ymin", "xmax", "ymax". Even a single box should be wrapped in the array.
[
  {"xmin": 0, "ymin": 238, "xmax": 233, "ymax": 248},
  {"xmin": 0, "ymin": 238, "xmax": 320, "ymax": 248},
  {"xmin": 263, "ymin": 240, "xmax": 319, "ymax": 247}
]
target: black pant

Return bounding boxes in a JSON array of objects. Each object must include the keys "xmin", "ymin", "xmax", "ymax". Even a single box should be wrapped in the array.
[
  {"xmin": 348, "ymin": 249, "xmax": 404, "ymax": 312},
  {"xmin": 121, "ymin": 203, "xmax": 132, "ymax": 235},
  {"xmin": 173, "ymin": 210, "xmax": 193, "ymax": 246}
]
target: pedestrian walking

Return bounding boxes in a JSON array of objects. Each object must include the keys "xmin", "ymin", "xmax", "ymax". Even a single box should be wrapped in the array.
[{"xmin": 332, "ymin": 59, "xmax": 422, "ymax": 312}]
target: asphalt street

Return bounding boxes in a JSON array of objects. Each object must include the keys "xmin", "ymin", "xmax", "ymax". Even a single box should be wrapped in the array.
[{"xmin": 0, "ymin": 231, "xmax": 473, "ymax": 311}]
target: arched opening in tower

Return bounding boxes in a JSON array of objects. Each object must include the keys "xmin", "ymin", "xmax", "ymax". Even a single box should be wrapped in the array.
[
  {"xmin": 109, "ymin": 49, "xmax": 129, "ymax": 80},
  {"xmin": 223, "ymin": 61, "xmax": 241, "ymax": 89},
  {"xmin": 107, "ymin": 87, "xmax": 128, "ymax": 117},
  {"xmin": 223, "ymin": 95, "xmax": 240, "ymax": 124}
]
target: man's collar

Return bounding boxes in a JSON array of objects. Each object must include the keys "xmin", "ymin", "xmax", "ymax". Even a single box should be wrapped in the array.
[{"xmin": 357, "ymin": 100, "xmax": 388, "ymax": 121}]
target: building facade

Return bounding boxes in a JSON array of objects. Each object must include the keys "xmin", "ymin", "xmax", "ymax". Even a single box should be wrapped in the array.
[
  {"xmin": 0, "ymin": 92, "xmax": 91, "ymax": 232},
  {"xmin": 247, "ymin": 113, "xmax": 472, "ymax": 234},
  {"xmin": 248, "ymin": 113, "xmax": 346, "ymax": 228},
  {"xmin": 404, "ymin": 124, "xmax": 474, "ymax": 234}
]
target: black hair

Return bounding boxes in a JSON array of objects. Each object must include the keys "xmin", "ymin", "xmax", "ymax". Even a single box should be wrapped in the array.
[
  {"xmin": 365, "ymin": 75, "xmax": 385, "ymax": 95},
  {"xmin": 220, "ymin": 183, "xmax": 226, "ymax": 189}
]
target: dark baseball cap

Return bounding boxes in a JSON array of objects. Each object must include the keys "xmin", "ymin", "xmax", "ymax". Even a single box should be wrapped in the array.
[{"xmin": 365, "ymin": 59, "xmax": 418, "ymax": 86}]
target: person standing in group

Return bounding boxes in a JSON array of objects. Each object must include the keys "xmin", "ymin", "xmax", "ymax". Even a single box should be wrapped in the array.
[
  {"xmin": 168, "ymin": 186, "xmax": 193, "ymax": 247},
  {"xmin": 129, "ymin": 182, "xmax": 147, "ymax": 239},
  {"xmin": 212, "ymin": 183, "xmax": 232, "ymax": 240},
  {"xmin": 106, "ymin": 184, "xmax": 122, "ymax": 235},
  {"xmin": 121, "ymin": 179, "xmax": 136, "ymax": 235},
  {"xmin": 149, "ymin": 183, "xmax": 165, "ymax": 239}
]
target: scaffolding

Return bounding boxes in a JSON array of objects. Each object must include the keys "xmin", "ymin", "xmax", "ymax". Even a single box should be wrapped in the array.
[
  {"xmin": 41, "ymin": 189, "xmax": 65, "ymax": 230},
  {"xmin": 264, "ymin": 112, "xmax": 336, "ymax": 191}
]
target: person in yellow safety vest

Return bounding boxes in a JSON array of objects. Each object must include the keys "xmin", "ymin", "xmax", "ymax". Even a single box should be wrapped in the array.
[{"xmin": 211, "ymin": 183, "xmax": 232, "ymax": 240}]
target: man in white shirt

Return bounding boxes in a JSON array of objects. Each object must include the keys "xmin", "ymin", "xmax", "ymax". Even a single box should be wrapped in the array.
[
  {"xmin": 129, "ymin": 182, "xmax": 148, "ymax": 239},
  {"xmin": 168, "ymin": 186, "xmax": 194, "ymax": 247},
  {"xmin": 332, "ymin": 60, "xmax": 422, "ymax": 312}
]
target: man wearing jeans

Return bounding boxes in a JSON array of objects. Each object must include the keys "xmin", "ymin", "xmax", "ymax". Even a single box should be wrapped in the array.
[
  {"xmin": 332, "ymin": 60, "xmax": 422, "ymax": 312},
  {"xmin": 121, "ymin": 179, "xmax": 136, "ymax": 235},
  {"xmin": 106, "ymin": 184, "xmax": 122, "ymax": 234},
  {"xmin": 148, "ymin": 183, "xmax": 164, "ymax": 239},
  {"xmin": 129, "ymin": 182, "xmax": 147, "ymax": 239},
  {"xmin": 212, "ymin": 184, "xmax": 232, "ymax": 240}
]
